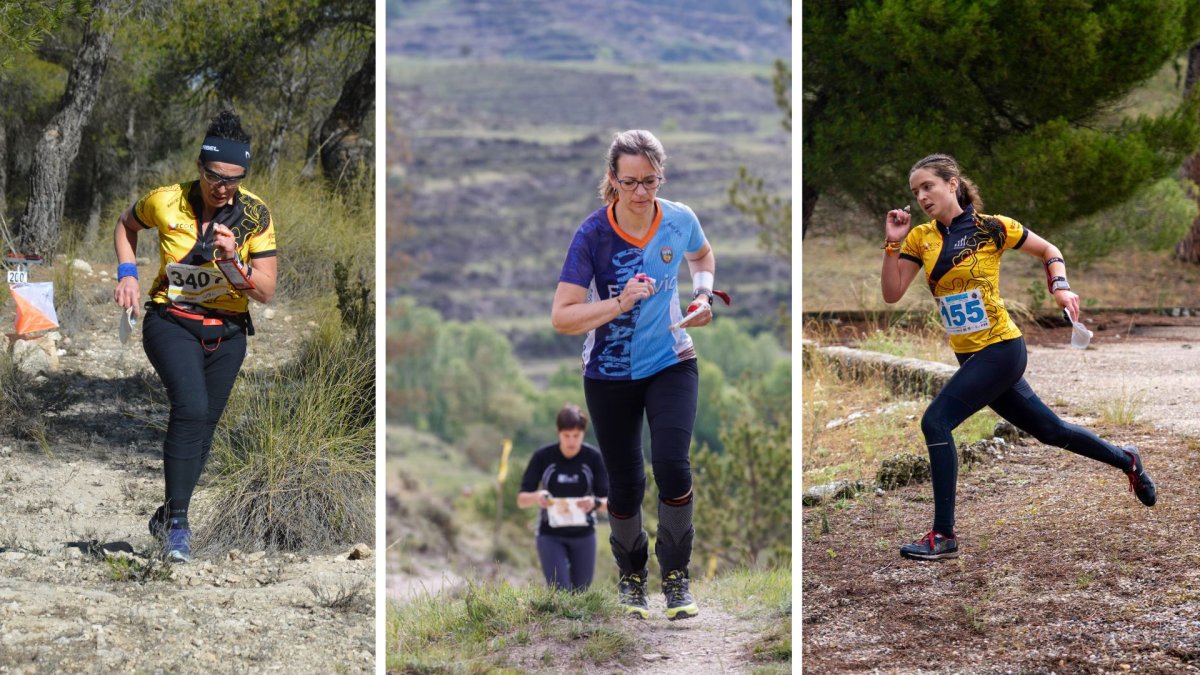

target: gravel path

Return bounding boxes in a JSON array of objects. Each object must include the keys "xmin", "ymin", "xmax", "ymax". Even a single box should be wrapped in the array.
[{"xmin": 1, "ymin": 265, "xmax": 373, "ymax": 673}]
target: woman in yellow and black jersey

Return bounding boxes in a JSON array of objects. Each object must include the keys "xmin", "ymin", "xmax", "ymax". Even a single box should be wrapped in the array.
[
  {"xmin": 880, "ymin": 153, "xmax": 1155, "ymax": 562},
  {"xmin": 112, "ymin": 110, "xmax": 277, "ymax": 563}
]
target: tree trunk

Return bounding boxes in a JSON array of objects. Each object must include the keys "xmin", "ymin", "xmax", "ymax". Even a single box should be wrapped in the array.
[
  {"xmin": 318, "ymin": 46, "xmax": 374, "ymax": 192},
  {"xmin": 266, "ymin": 64, "xmax": 305, "ymax": 176},
  {"xmin": 802, "ymin": 182, "xmax": 818, "ymax": 240},
  {"xmin": 0, "ymin": 115, "xmax": 8, "ymax": 220},
  {"xmin": 125, "ymin": 107, "xmax": 139, "ymax": 205},
  {"xmin": 16, "ymin": 0, "xmax": 115, "ymax": 257},
  {"xmin": 1174, "ymin": 41, "xmax": 1200, "ymax": 263},
  {"xmin": 82, "ymin": 153, "xmax": 104, "ymax": 246}
]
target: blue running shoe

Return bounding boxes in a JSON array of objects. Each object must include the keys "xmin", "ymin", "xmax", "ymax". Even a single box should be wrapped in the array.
[{"xmin": 165, "ymin": 521, "xmax": 192, "ymax": 563}]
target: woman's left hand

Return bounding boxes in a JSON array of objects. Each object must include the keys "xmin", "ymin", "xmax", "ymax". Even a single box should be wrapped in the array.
[
  {"xmin": 212, "ymin": 224, "xmax": 237, "ymax": 260},
  {"xmin": 1054, "ymin": 289, "xmax": 1080, "ymax": 322},
  {"xmin": 678, "ymin": 298, "xmax": 712, "ymax": 328},
  {"xmin": 575, "ymin": 496, "xmax": 595, "ymax": 512}
]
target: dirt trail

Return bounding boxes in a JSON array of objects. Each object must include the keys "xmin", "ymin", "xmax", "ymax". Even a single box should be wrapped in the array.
[
  {"xmin": 616, "ymin": 602, "xmax": 762, "ymax": 675},
  {"xmin": 803, "ymin": 330, "xmax": 1200, "ymax": 673},
  {"xmin": 0, "ymin": 274, "xmax": 373, "ymax": 673}
]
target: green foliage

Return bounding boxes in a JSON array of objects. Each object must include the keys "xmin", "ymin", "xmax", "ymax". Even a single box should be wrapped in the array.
[
  {"xmin": 691, "ymin": 318, "xmax": 784, "ymax": 382},
  {"xmin": 1057, "ymin": 177, "xmax": 1198, "ymax": 262},
  {"xmin": 202, "ymin": 314, "xmax": 374, "ymax": 552},
  {"xmin": 256, "ymin": 165, "xmax": 374, "ymax": 301},
  {"xmin": 693, "ymin": 411, "xmax": 791, "ymax": 571},
  {"xmin": 803, "ymin": 1, "xmax": 1200, "ymax": 238},
  {"xmin": 0, "ymin": 2, "xmax": 82, "ymax": 70},
  {"xmin": 729, "ymin": 15, "xmax": 791, "ymax": 260},
  {"xmin": 695, "ymin": 360, "xmax": 749, "ymax": 455},
  {"xmin": 387, "ymin": 298, "xmax": 535, "ymax": 441}
]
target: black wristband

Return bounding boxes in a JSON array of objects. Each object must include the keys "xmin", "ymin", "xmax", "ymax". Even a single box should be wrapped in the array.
[
  {"xmin": 1044, "ymin": 256, "xmax": 1065, "ymax": 268},
  {"xmin": 692, "ymin": 287, "xmax": 714, "ymax": 304}
]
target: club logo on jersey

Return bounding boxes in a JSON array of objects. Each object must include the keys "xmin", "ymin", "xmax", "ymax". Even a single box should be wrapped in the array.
[{"xmin": 660, "ymin": 246, "xmax": 673, "ymax": 263}]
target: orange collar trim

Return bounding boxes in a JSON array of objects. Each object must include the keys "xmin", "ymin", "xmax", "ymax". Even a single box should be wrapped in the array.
[{"xmin": 607, "ymin": 198, "xmax": 662, "ymax": 249}]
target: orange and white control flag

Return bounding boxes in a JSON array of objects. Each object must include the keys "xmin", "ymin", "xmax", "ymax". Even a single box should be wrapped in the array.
[{"xmin": 9, "ymin": 282, "xmax": 58, "ymax": 336}]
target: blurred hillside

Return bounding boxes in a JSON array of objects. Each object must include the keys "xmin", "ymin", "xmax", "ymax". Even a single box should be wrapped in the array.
[
  {"xmin": 387, "ymin": 0, "xmax": 789, "ymax": 64},
  {"xmin": 387, "ymin": 56, "xmax": 790, "ymax": 361}
]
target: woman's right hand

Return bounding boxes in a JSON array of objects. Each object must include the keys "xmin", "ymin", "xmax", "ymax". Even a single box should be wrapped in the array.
[
  {"xmin": 617, "ymin": 274, "xmax": 656, "ymax": 310},
  {"xmin": 537, "ymin": 490, "xmax": 552, "ymax": 508},
  {"xmin": 884, "ymin": 208, "xmax": 912, "ymax": 243},
  {"xmin": 114, "ymin": 276, "xmax": 140, "ymax": 317}
]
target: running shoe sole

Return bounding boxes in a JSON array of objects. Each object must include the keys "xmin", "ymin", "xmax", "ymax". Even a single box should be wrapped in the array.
[
  {"xmin": 665, "ymin": 603, "xmax": 699, "ymax": 620},
  {"xmin": 622, "ymin": 605, "xmax": 650, "ymax": 619},
  {"xmin": 900, "ymin": 548, "xmax": 959, "ymax": 561}
]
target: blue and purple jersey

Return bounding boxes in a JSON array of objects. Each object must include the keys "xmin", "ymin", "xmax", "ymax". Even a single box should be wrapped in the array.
[{"xmin": 559, "ymin": 198, "xmax": 708, "ymax": 380}]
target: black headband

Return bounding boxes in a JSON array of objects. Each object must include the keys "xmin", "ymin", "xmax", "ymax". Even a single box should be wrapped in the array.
[{"xmin": 198, "ymin": 136, "xmax": 251, "ymax": 169}]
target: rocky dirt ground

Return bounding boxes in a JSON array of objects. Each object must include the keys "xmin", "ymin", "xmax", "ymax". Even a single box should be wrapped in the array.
[
  {"xmin": 802, "ymin": 319, "xmax": 1200, "ymax": 673},
  {"xmin": 1, "ymin": 266, "xmax": 374, "ymax": 673}
]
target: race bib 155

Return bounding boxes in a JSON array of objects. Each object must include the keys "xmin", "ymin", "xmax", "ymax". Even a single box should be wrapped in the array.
[{"xmin": 935, "ymin": 291, "xmax": 990, "ymax": 335}]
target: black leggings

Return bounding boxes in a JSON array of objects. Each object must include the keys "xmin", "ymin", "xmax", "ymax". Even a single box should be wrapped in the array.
[
  {"xmin": 583, "ymin": 359, "xmax": 699, "ymax": 515},
  {"xmin": 923, "ymin": 337, "xmax": 1132, "ymax": 536},
  {"xmin": 143, "ymin": 308, "xmax": 246, "ymax": 527}
]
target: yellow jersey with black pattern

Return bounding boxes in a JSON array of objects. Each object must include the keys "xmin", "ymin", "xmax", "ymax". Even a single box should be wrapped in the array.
[
  {"xmin": 899, "ymin": 205, "xmax": 1027, "ymax": 353},
  {"xmin": 133, "ymin": 181, "xmax": 277, "ymax": 314}
]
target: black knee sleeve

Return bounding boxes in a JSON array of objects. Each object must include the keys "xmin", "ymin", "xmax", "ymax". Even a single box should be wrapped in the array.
[
  {"xmin": 609, "ymin": 511, "xmax": 648, "ymax": 574},
  {"xmin": 655, "ymin": 495, "xmax": 694, "ymax": 575}
]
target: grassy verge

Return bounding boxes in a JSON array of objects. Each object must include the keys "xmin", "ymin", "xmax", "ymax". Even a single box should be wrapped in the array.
[
  {"xmin": 708, "ymin": 567, "xmax": 791, "ymax": 671},
  {"xmin": 200, "ymin": 308, "xmax": 374, "ymax": 553},
  {"xmin": 802, "ymin": 347, "xmax": 999, "ymax": 490},
  {"xmin": 387, "ymin": 583, "xmax": 634, "ymax": 673}
]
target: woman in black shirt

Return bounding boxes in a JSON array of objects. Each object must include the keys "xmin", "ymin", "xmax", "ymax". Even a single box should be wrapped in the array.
[{"xmin": 517, "ymin": 404, "xmax": 610, "ymax": 591}]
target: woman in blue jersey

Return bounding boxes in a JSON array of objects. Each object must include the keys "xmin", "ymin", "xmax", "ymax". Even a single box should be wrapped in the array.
[
  {"xmin": 881, "ymin": 153, "xmax": 1156, "ymax": 562},
  {"xmin": 551, "ymin": 129, "xmax": 717, "ymax": 620},
  {"xmin": 517, "ymin": 404, "xmax": 609, "ymax": 591}
]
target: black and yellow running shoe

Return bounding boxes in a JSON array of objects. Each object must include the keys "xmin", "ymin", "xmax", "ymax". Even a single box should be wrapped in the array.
[
  {"xmin": 618, "ymin": 569, "xmax": 650, "ymax": 619},
  {"xmin": 662, "ymin": 569, "xmax": 699, "ymax": 620}
]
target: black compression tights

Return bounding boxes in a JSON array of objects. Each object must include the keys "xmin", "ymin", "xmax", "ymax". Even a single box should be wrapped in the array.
[
  {"xmin": 922, "ymin": 337, "xmax": 1133, "ymax": 536},
  {"xmin": 143, "ymin": 309, "xmax": 246, "ymax": 528}
]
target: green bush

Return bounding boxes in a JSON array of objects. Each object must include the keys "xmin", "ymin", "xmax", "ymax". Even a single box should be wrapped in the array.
[
  {"xmin": 200, "ymin": 314, "xmax": 374, "ymax": 552},
  {"xmin": 1058, "ymin": 177, "xmax": 1197, "ymax": 263},
  {"xmin": 693, "ymin": 413, "xmax": 791, "ymax": 571}
]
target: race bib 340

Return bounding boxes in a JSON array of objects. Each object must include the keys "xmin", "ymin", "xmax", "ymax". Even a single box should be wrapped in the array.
[{"xmin": 166, "ymin": 262, "xmax": 230, "ymax": 304}]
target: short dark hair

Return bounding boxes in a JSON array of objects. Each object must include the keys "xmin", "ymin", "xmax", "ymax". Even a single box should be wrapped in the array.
[
  {"xmin": 555, "ymin": 403, "xmax": 588, "ymax": 432},
  {"xmin": 206, "ymin": 110, "xmax": 251, "ymax": 144}
]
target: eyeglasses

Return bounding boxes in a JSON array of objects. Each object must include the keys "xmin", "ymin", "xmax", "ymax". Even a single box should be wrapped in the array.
[
  {"xmin": 614, "ymin": 175, "xmax": 664, "ymax": 192},
  {"xmin": 200, "ymin": 165, "xmax": 246, "ymax": 188}
]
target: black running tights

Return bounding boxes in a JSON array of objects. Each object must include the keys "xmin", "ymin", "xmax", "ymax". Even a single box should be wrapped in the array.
[
  {"xmin": 142, "ymin": 309, "xmax": 246, "ymax": 527},
  {"xmin": 922, "ymin": 337, "xmax": 1132, "ymax": 536}
]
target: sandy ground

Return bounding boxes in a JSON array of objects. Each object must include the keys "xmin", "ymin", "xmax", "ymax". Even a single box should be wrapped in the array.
[
  {"xmin": 1026, "ymin": 337, "xmax": 1200, "ymax": 436},
  {"xmin": 0, "ymin": 275, "xmax": 373, "ymax": 674}
]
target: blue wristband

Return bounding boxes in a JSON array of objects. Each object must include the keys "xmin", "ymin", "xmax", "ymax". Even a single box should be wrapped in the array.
[{"xmin": 117, "ymin": 262, "xmax": 138, "ymax": 280}]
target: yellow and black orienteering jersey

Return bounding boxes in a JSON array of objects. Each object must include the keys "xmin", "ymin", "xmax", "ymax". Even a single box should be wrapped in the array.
[
  {"xmin": 899, "ymin": 205, "xmax": 1027, "ymax": 353},
  {"xmin": 133, "ymin": 181, "xmax": 277, "ymax": 314}
]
